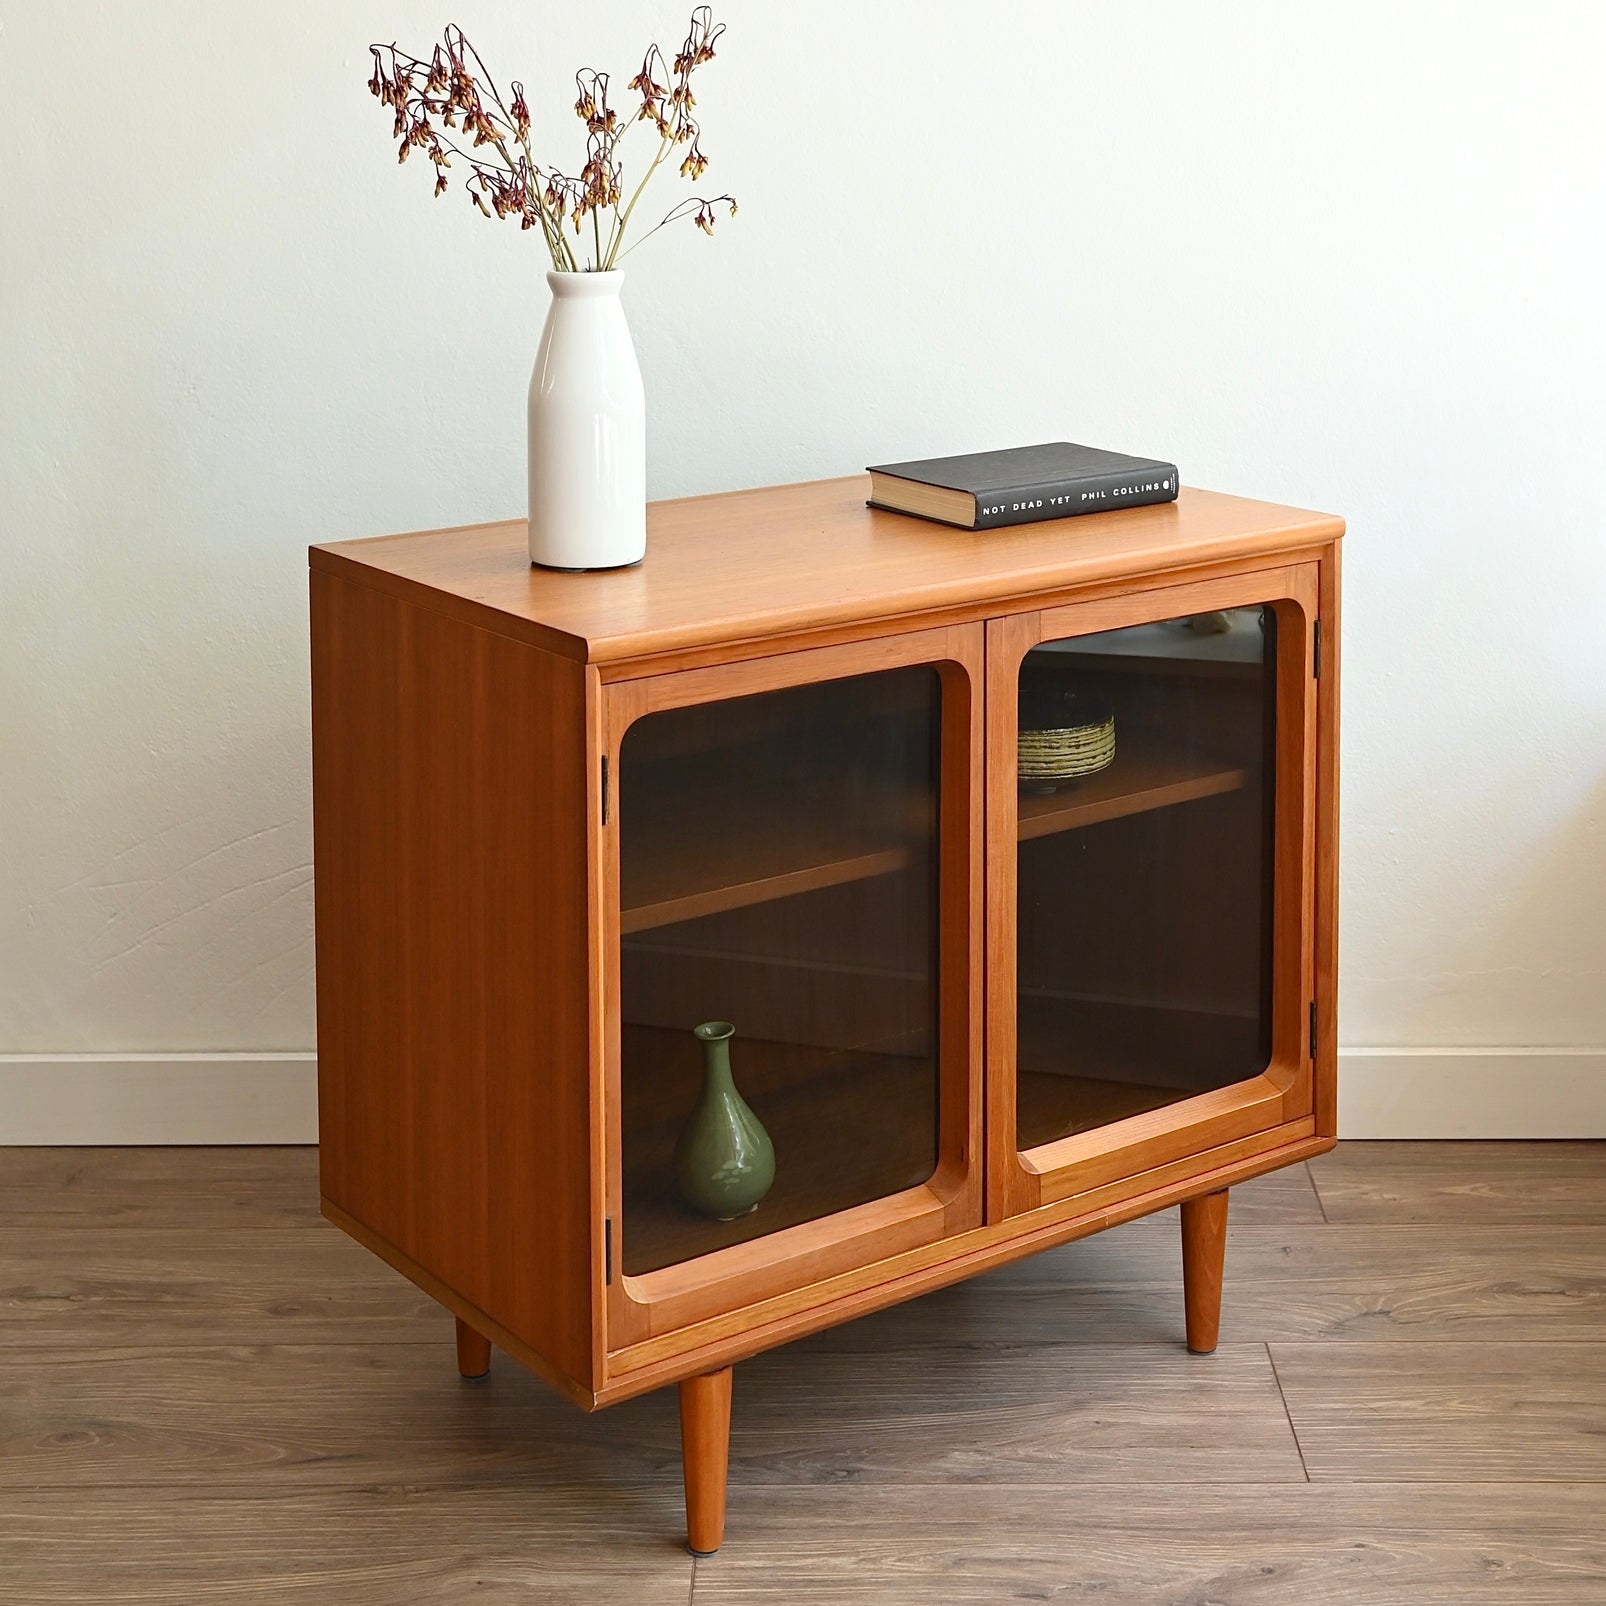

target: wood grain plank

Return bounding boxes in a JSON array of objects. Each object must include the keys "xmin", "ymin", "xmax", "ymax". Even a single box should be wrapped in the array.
[
  {"xmin": 0, "ymin": 1337, "xmax": 1301, "ymax": 1492},
  {"xmin": 0, "ymin": 1487, "xmax": 693, "ymax": 1606},
  {"xmin": 693, "ymin": 1483, "xmax": 1606, "ymax": 1605},
  {"xmin": 9, "ymin": 1144, "xmax": 1606, "ymax": 1597},
  {"xmin": 0, "ymin": 1228, "xmax": 442, "ymax": 1346},
  {"xmin": 817, "ymin": 1223, "xmax": 1606, "ymax": 1348},
  {"xmin": 0, "ymin": 1147, "xmax": 320, "ymax": 1228},
  {"xmin": 0, "ymin": 1342, "xmax": 682, "ymax": 1491},
  {"xmin": 1311, "ymin": 1142, "xmax": 1606, "ymax": 1224},
  {"xmin": 712, "ymin": 1340, "xmax": 1305, "ymax": 1485},
  {"xmin": 1272, "ymin": 1341, "xmax": 1606, "ymax": 1481}
]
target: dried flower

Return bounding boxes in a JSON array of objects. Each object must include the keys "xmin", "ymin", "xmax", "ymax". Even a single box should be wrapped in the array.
[{"xmin": 365, "ymin": 8, "xmax": 736, "ymax": 273}]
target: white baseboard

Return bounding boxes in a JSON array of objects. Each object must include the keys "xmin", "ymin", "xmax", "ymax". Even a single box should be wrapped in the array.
[
  {"xmin": 0, "ymin": 1053, "xmax": 318, "ymax": 1144},
  {"xmin": 1, "ymin": 1048, "xmax": 1602, "ymax": 1144},
  {"xmin": 1338, "ymin": 1048, "xmax": 1606, "ymax": 1138}
]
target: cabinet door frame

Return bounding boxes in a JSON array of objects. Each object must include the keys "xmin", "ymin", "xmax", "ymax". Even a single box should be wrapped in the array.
[
  {"xmin": 985, "ymin": 563, "xmax": 1320, "ymax": 1221},
  {"xmin": 598, "ymin": 623, "xmax": 985, "ymax": 1352}
]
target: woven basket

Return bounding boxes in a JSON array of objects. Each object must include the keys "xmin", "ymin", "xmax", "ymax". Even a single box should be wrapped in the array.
[{"xmin": 1017, "ymin": 689, "xmax": 1115, "ymax": 791}]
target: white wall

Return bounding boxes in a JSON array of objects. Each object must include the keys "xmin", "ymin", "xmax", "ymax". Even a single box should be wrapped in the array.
[{"xmin": 3, "ymin": 2, "xmax": 1604, "ymax": 1136}]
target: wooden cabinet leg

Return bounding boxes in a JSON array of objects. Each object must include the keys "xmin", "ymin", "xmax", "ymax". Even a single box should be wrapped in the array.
[
  {"xmin": 455, "ymin": 1316, "xmax": 492, "ymax": 1379},
  {"xmin": 679, "ymin": 1366, "xmax": 733, "ymax": 1556},
  {"xmin": 1180, "ymin": 1189, "xmax": 1229, "ymax": 1354}
]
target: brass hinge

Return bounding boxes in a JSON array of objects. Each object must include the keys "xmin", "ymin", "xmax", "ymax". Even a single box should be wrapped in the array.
[
  {"xmin": 1313, "ymin": 619, "xmax": 1322, "ymax": 679},
  {"xmin": 1309, "ymin": 1000, "xmax": 1319, "ymax": 1059},
  {"xmin": 601, "ymin": 755, "xmax": 610, "ymax": 825},
  {"xmin": 604, "ymin": 1217, "xmax": 614, "ymax": 1285}
]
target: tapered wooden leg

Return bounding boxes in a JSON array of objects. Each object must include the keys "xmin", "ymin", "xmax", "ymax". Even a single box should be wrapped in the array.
[
  {"xmin": 679, "ymin": 1366, "xmax": 733, "ymax": 1556},
  {"xmin": 1180, "ymin": 1189, "xmax": 1229, "ymax": 1354},
  {"xmin": 455, "ymin": 1316, "xmax": 492, "ymax": 1380}
]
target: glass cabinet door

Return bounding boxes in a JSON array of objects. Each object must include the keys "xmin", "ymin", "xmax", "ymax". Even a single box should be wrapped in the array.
[
  {"xmin": 990, "ymin": 573, "xmax": 1317, "ymax": 1217},
  {"xmin": 604, "ymin": 629, "xmax": 983, "ymax": 1341}
]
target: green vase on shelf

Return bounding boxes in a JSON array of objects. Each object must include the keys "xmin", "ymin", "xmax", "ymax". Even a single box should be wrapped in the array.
[{"xmin": 674, "ymin": 1021, "xmax": 776, "ymax": 1221}]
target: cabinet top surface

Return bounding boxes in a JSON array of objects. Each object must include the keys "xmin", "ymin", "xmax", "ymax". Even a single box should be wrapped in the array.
[{"xmin": 310, "ymin": 477, "xmax": 1342, "ymax": 664}]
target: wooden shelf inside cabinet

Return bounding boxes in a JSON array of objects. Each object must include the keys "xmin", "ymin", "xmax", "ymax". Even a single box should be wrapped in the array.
[
  {"xmin": 1017, "ymin": 750, "xmax": 1247, "ymax": 842},
  {"xmin": 623, "ymin": 746, "xmax": 1249, "ymax": 934},
  {"xmin": 619, "ymin": 773, "xmax": 923, "ymax": 935}
]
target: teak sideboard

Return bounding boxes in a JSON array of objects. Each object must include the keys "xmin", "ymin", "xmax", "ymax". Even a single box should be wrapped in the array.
[{"xmin": 309, "ymin": 477, "xmax": 1342, "ymax": 1554}]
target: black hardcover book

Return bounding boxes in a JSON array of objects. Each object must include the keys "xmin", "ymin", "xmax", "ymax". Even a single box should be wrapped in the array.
[{"xmin": 866, "ymin": 442, "xmax": 1179, "ymax": 530}]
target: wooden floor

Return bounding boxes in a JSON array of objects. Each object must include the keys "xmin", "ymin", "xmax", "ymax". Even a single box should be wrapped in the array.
[{"xmin": 3, "ymin": 1144, "xmax": 1605, "ymax": 1603}]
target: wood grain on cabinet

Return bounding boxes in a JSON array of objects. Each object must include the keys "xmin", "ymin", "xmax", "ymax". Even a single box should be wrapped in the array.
[
  {"xmin": 308, "ymin": 477, "xmax": 1343, "ymax": 1549},
  {"xmin": 310, "ymin": 481, "xmax": 1342, "ymax": 668},
  {"xmin": 310, "ymin": 569, "xmax": 596, "ymax": 1401}
]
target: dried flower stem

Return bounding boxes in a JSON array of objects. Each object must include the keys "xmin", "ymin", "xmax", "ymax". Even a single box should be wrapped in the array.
[
  {"xmin": 602, "ymin": 130, "xmax": 677, "ymax": 268},
  {"xmin": 367, "ymin": 8, "xmax": 737, "ymax": 273}
]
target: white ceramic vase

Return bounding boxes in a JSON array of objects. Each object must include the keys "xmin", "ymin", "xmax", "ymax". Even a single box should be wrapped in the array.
[{"xmin": 526, "ymin": 270, "xmax": 646, "ymax": 571}]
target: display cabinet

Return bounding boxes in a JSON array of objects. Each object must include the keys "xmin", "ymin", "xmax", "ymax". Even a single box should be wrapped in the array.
[{"xmin": 310, "ymin": 478, "xmax": 1341, "ymax": 1554}]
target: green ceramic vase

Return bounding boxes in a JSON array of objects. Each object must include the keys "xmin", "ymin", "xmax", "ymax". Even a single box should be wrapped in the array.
[{"xmin": 674, "ymin": 1021, "xmax": 776, "ymax": 1221}]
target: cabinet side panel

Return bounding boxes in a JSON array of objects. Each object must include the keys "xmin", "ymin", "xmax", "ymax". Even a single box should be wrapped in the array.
[
  {"xmin": 1315, "ymin": 540, "xmax": 1342, "ymax": 1135},
  {"xmin": 311, "ymin": 569, "xmax": 593, "ymax": 1391}
]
